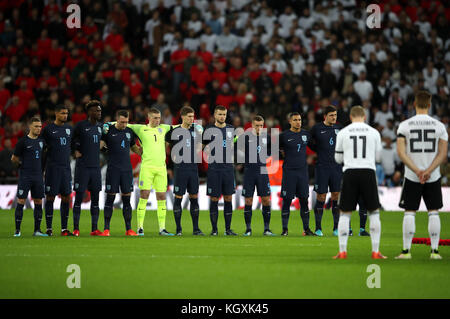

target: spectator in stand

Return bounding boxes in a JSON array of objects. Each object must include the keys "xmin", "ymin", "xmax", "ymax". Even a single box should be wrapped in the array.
[{"xmin": 0, "ymin": 138, "xmax": 17, "ymax": 180}]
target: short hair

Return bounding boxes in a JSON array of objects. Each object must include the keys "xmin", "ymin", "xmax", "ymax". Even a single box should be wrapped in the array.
[
  {"xmin": 148, "ymin": 107, "xmax": 161, "ymax": 115},
  {"xmin": 414, "ymin": 90, "xmax": 431, "ymax": 109},
  {"xmin": 55, "ymin": 104, "xmax": 68, "ymax": 112},
  {"xmin": 214, "ymin": 105, "xmax": 227, "ymax": 113},
  {"xmin": 28, "ymin": 116, "xmax": 41, "ymax": 125},
  {"xmin": 85, "ymin": 100, "xmax": 102, "ymax": 112},
  {"xmin": 252, "ymin": 115, "xmax": 264, "ymax": 122},
  {"xmin": 324, "ymin": 105, "xmax": 337, "ymax": 115},
  {"xmin": 350, "ymin": 105, "xmax": 365, "ymax": 118},
  {"xmin": 180, "ymin": 106, "xmax": 195, "ymax": 116},
  {"xmin": 116, "ymin": 110, "xmax": 129, "ymax": 118},
  {"xmin": 289, "ymin": 112, "xmax": 301, "ymax": 119}
]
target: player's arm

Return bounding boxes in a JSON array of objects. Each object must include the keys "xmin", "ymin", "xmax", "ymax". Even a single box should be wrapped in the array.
[
  {"xmin": 308, "ymin": 127, "xmax": 317, "ymax": 152},
  {"xmin": 129, "ymin": 130, "xmax": 142, "ymax": 155},
  {"xmin": 334, "ymin": 132, "xmax": 343, "ymax": 164},
  {"xmin": 422, "ymin": 136, "xmax": 448, "ymax": 182},
  {"xmin": 396, "ymin": 136, "xmax": 422, "ymax": 177},
  {"xmin": 375, "ymin": 131, "xmax": 382, "ymax": 163},
  {"xmin": 11, "ymin": 138, "xmax": 24, "ymax": 167},
  {"xmin": 125, "ymin": 123, "xmax": 144, "ymax": 137},
  {"xmin": 71, "ymin": 122, "xmax": 82, "ymax": 158}
]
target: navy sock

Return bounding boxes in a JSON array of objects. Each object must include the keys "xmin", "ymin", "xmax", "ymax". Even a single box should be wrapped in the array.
[
  {"xmin": 209, "ymin": 200, "xmax": 218, "ymax": 232},
  {"xmin": 244, "ymin": 204, "xmax": 252, "ymax": 231},
  {"xmin": 90, "ymin": 192, "xmax": 100, "ymax": 232},
  {"xmin": 15, "ymin": 203, "xmax": 24, "ymax": 232},
  {"xmin": 173, "ymin": 197, "xmax": 182, "ymax": 232},
  {"xmin": 189, "ymin": 197, "xmax": 199, "ymax": 231},
  {"xmin": 73, "ymin": 192, "xmax": 83, "ymax": 230},
  {"xmin": 60, "ymin": 200, "xmax": 70, "ymax": 230},
  {"xmin": 262, "ymin": 205, "xmax": 271, "ymax": 231},
  {"xmin": 45, "ymin": 199, "xmax": 54, "ymax": 230},
  {"xmin": 34, "ymin": 203, "xmax": 43, "ymax": 232},
  {"xmin": 281, "ymin": 199, "xmax": 291, "ymax": 231},
  {"xmin": 122, "ymin": 195, "xmax": 132, "ymax": 231},
  {"xmin": 300, "ymin": 198, "xmax": 310, "ymax": 231},
  {"xmin": 359, "ymin": 209, "xmax": 368, "ymax": 229},
  {"xmin": 224, "ymin": 201, "xmax": 232, "ymax": 231},
  {"xmin": 104, "ymin": 194, "xmax": 115, "ymax": 230},
  {"xmin": 314, "ymin": 200, "xmax": 324, "ymax": 231},
  {"xmin": 332, "ymin": 200, "xmax": 339, "ymax": 231}
]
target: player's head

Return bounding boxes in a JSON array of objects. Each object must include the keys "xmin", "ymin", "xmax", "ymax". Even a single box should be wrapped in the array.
[
  {"xmin": 180, "ymin": 106, "xmax": 195, "ymax": 126},
  {"xmin": 349, "ymin": 105, "xmax": 366, "ymax": 122},
  {"xmin": 116, "ymin": 110, "xmax": 129, "ymax": 130},
  {"xmin": 252, "ymin": 115, "xmax": 264, "ymax": 135},
  {"xmin": 55, "ymin": 104, "xmax": 69, "ymax": 123},
  {"xmin": 413, "ymin": 90, "xmax": 431, "ymax": 111},
  {"xmin": 289, "ymin": 112, "xmax": 302, "ymax": 130},
  {"xmin": 323, "ymin": 105, "xmax": 337, "ymax": 125},
  {"xmin": 28, "ymin": 117, "xmax": 42, "ymax": 136},
  {"xmin": 85, "ymin": 100, "xmax": 102, "ymax": 121},
  {"xmin": 214, "ymin": 105, "xmax": 227, "ymax": 125},
  {"xmin": 148, "ymin": 107, "xmax": 161, "ymax": 127}
]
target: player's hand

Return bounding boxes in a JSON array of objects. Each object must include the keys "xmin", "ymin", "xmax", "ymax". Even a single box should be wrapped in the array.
[
  {"xmin": 137, "ymin": 147, "xmax": 143, "ymax": 156},
  {"xmin": 75, "ymin": 150, "xmax": 82, "ymax": 158},
  {"xmin": 421, "ymin": 170, "xmax": 431, "ymax": 184}
]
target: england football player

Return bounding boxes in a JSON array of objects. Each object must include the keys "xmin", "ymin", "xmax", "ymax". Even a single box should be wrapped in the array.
[
  {"xmin": 166, "ymin": 106, "xmax": 204, "ymax": 236},
  {"xmin": 237, "ymin": 115, "xmax": 275, "ymax": 236},
  {"xmin": 395, "ymin": 91, "xmax": 448, "ymax": 260},
  {"xmin": 279, "ymin": 112, "xmax": 315, "ymax": 236},
  {"xmin": 101, "ymin": 110, "xmax": 142, "ymax": 236},
  {"xmin": 202, "ymin": 105, "xmax": 237, "ymax": 236},
  {"xmin": 41, "ymin": 104, "xmax": 73, "ymax": 236},
  {"xmin": 11, "ymin": 117, "xmax": 47, "ymax": 237},
  {"xmin": 72, "ymin": 100, "xmax": 103, "ymax": 236},
  {"xmin": 333, "ymin": 106, "xmax": 386, "ymax": 259}
]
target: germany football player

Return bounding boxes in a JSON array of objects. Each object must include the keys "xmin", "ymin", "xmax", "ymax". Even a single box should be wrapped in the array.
[
  {"xmin": 237, "ymin": 115, "xmax": 275, "ymax": 236},
  {"xmin": 395, "ymin": 91, "xmax": 448, "ymax": 260},
  {"xmin": 72, "ymin": 100, "xmax": 103, "ymax": 236},
  {"xmin": 202, "ymin": 105, "xmax": 237, "ymax": 236},
  {"xmin": 41, "ymin": 104, "xmax": 73, "ymax": 236},
  {"xmin": 166, "ymin": 106, "xmax": 204, "ymax": 236},
  {"xmin": 11, "ymin": 117, "xmax": 47, "ymax": 237},
  {"xmin": 101, "ymin": 110, "xmax": 142, "ymax": 236}
]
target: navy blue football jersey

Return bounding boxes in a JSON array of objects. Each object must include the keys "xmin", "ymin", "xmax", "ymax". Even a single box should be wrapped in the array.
[
  {"xmin": 166, "ymin": 124, "xmax": 202, "ymax": 170},
  {"xmin": 101, "ymin": 125, "xmax": 135, "ymax": 171},
  {"xmin": 310, "ymin": 122, "xmax": 343, "ymax": 167},
  {"xmin": 237, "ymin": 131, "xmax": 271, "ymax": 169},
  {"xmin": 72, "ymin": 120, "xmax": 103, "ymax": 168},
  {"xmin": 202, "ymin": 124, "xmax": 235, "ymax": 170},
  {"xmin": 41, "ymin": 123, "xmax": 72, "ymax": 168},
  {"xmin": 279, "ymin": 129, "xmax": 311, "ymax": 169},
  {"xmin": 13, "ymin": 136, "xmax": 45, "ymax": 174}
]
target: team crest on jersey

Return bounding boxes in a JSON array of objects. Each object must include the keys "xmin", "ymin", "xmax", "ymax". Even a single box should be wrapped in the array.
[
  {"xmin": 106, "ymin": 185, "xmax": 111, "ymax": 190},
  {"xmin": 46, "ymin": 186, "xmax": 51, "ymax": 192},
  {"xmin": 335, "ymin": 129, "xmax": 339, "ymax": 135},
  {"xmin": 66, "ymin": 129, "xmax": 71, "ymax": 136},
  {"xmin": 191, "ymin": 131, "xmax": 196, "ymax": 138},
  {"xmin": 302, "ymin": 135, "xmax": 307, "ymax": 142},
  {"xmin": 262, "ymin": 137, "xmax": 267, "ymax": 144},
  {"xmin": 125, "ymin": 132, "xmax": 131, "ymax": 140},
  {"xmin": 18, "ymin": 189, "xmax": 23, "ymax": 196},
  {"xmin": 174, "ymin": 186, "xmax": 179, "ymax": 192},
  {"xmin": 226, "ymin": 131, "xmax": 232, "ymax": 139},
  {"xmin": 39, "ymin": 141, "xmax": 43, "ymax": 149},
  {"xmin": 97, "ymin": 127, "xmax": 102, "ymax": 134},
  {"xmin": 158, "ymin": 128, "xmax": 163, "ymax": 134}
]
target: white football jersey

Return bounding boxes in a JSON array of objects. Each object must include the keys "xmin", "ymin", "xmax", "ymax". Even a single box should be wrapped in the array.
[
  {"xmin": 397, "ymin": 114, "xmax": 448, "ymax": 183},
  {"xmin": 335, "ymin": 122, "xmax": 382, "ymax": 171}
]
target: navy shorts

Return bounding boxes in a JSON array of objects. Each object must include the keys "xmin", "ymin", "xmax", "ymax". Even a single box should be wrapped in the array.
[
  {"xmin": 105, "ymin": 168, "xmax": 133, "ymax": 194},
  {"xmin": 281, "ymin": 168, "xmax": 309, "ymax": 199},
  {"xmin": 314, "ymin": 165, "xmax": 342, "ymax": 194},
  {"xmin": 174, "ymin": 168, "xmax": 199, "ymax": 196},
  {"xmin": 45, "ymin": 166, "xmax": 72, "ymax": 196},
  {"xmin": 206, "ymin": 169, "xmax": 235, "ymax": 197},
  {"xmin": 242, "ymin": 167, "xmax": 271, "ymax": 197},
  {"xmin": 74, "ymin": 166, "xmax": 102, "ymax": 193},
  {"xmin": 17, "ymin": 174, "xmax": 44, "ymax": 199}
]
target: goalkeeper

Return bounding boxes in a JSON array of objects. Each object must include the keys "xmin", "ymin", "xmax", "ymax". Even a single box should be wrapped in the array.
[{"xmin": 105, "ymin": 107, "xmax": 174, "ymax": 236}]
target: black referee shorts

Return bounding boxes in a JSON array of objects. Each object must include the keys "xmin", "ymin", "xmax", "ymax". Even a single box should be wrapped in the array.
[
  {"xmin": 338, "ymin": 169, "xmax": 380, "ymax": 212},
  {"xmin": 399, "ymin": 178, "xmax": 443, "ymax": 211}
]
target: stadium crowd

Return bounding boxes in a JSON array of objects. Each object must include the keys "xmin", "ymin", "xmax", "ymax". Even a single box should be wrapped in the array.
[{"xmin": 0, "ymin": 0, "xmax": 449, "ymax": 186}]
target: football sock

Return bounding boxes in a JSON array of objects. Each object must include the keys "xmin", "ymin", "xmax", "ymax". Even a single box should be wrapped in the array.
[
  {"xmin": 15, "ymin": 203, "xmax": 24, "ymax": 232},
  {"xmin": 33, "ymin": 203, "xmax": 43, "ymax": 232},
  {"xmin": 122, "ymin": 195, "xmax": 132, "ymax": 231},
  {"xmin": 244, "ymin": 204, "xmax": 252, "ymax": 231},
  {"xmin": 60, "ymin": 200, "xmax": 70, "ymax": 230},
  {"xmin": 224, "ymin": 201, "xmax": 232, "ymax": 231},
  {"xmin": 299, "ymin": 198, "xmax": 310, "ymax": 231},
  {"xmin": 103, "ymin": 193, "xmax": 115, "ymax": 230},
  {"xmin": 173, "ymin": 197, "xmax": 182, "ymax": 232},
  {"xmin": 90, "ymin": 192, "xmax": 100, "ymax": 232},
  {"xmin": 281, "ymin": 199, "xmax": 291, "ymax": 231},
  {"xmin": 137, "ymin": 197, "xmax": 147, "ymax": 229},
  {"xmin": 262, "ymin": 205, "xmax": 271, "ymax": 231},
  {"xmin": 338, "ymin": 213, "xmax": 350, "ymax": 252},
  {"xmin": 73, "ymin": 192, "xmax": 83, "ymax": 230},
  {"xmin": 428, "ymin": 211, "xmax": 440, "ymax": 251},
  {"xmin": 314, "ymin": 200, "xmax": 324, "ymax": 231},
  {"xmin": 402, "ymin": 212, "xmax": 415, "ymax": 251},
  {"xmin": 359, "ymin": 208, "xmax": 368, "ymax": 229},
  {"xmin": 44, "ymin": 199, "xmax": 54, "ymax": 230},
  {"xmin": 369, "ymin": 211, "xmax": 381, "ymax": 253},
  {"xmin": 332, "ymin": 200, "xmax": 339, "ymax": 231},
  {"xmin": 157, "ymin": 200, "xmax": 167, "ymax": 231},
  {"xmin": 209, "ymin": 200, "xmax": 218, "ymax": 232},
  {"xmin": 189, "ymin": 197, "xmax": 200, "ymax": 231}
]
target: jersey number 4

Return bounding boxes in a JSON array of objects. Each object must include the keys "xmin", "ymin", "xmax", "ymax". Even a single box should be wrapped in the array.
[
  {"xmin": 350, "ymin": 135, "xmax": 366, "ymax": 158},
  {"xmin": 410, "ymin": 129, "xmax": 436, "ymax": 153}
]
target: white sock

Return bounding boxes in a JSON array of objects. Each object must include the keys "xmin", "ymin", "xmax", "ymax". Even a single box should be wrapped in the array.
[
  {"xmin": 369, "ymin": 211, "xmax": 381, "ymax": 253},
  {"xmin": 428, "ymin": 211, "xmax": 440, "ymax": 251},
  {"xmin": 402, "ymin": 212, "xmax": 415, "ymax": 251},
  {"xmin": 338, "ymin": 214, "xmax": 350, "ymax": 252}
]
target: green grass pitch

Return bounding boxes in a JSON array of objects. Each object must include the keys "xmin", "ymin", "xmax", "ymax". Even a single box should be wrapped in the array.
[{"xmin": 0, "ymin": 209, "xmax": 449, "ymax": 299}]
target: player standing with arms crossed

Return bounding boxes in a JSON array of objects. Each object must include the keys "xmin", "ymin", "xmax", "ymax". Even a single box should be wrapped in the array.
[
  {"xmin": 333, "ymin": 106, "xmax": 386, "ymax": 259},
  {"xmin": 395, "ymin": 91, "xmax": 448, "ymax": 260},
  {"xmin": 41, "ymin": 105, "xmax": 73, "ymax": 236},
  {"xmin": 279, "ymin": 112, "xmax": 315, "ymax": 236},
  {"xmin": 11, "ymin": 117, "xmax": 47, "ymax": 237}
]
